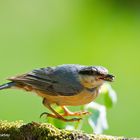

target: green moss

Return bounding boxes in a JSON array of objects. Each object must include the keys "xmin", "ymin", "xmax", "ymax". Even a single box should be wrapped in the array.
[{"xmin": 0, "ymin": 120, "xmax": 137, "ymax": 140}]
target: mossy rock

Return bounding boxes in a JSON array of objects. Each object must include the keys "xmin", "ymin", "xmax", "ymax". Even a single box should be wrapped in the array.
[{"xmin": 0, "ymin": 120, "xmax": 137, "ymax": 140}]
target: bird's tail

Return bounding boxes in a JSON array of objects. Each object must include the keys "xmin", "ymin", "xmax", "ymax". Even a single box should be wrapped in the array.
[{"xmin": 0, "ymin": 82, "xmax": 16, "ymax": 90}]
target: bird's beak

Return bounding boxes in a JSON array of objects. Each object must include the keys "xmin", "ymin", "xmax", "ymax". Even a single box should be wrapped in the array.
[{"xmin": 99, "ymin": 74, "xmax": 115, "ymax": 82}]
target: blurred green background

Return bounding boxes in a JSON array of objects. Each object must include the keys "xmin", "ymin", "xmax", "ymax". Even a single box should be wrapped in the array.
[{"xmin": 0, "ymin": 0, "xmax": 140, "ymax": 137}]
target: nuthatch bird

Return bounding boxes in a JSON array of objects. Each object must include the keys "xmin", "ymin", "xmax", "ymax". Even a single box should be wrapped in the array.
[{"xmin": 0, "ymin": 64, "xmax": 114, "ymax": 122}]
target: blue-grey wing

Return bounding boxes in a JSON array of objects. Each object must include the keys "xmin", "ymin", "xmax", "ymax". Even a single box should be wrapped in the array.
[{"xmin": 9, "ymin": 65, "xmax": 84, "ymax": 96}]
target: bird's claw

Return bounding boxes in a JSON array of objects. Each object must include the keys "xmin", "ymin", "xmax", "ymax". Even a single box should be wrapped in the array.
[
  {"xmin": 40, "ymin": 112, "xmax": 45, "ymax": 118},
  {"xmin": 40, "ymin": 112, "xmax": 82, "ymax": 122},
  {"xmin": 76, "ymin": 111, "xmax": 90, "ymax": 116},
  {"xmin": 70, "ymin": 117, "xmax": 82, "ymax": 122},
  {"xmin": 68, "ymin": 111, "xmax": 91, "ymax": 116},
  {"xmin": 40, "ymin": 112, "xmax": 51, "ymax": 118}
]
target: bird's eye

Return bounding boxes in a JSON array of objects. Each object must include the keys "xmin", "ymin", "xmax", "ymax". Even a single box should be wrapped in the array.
[{"xmin": 92, "ymin": 70, "xmax": 98, "ymax": 75}]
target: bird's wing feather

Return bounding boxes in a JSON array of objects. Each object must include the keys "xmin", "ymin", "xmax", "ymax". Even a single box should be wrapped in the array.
[{"xmin": 8, "ymin": 65, "xmax": 84, "ymax": 96}]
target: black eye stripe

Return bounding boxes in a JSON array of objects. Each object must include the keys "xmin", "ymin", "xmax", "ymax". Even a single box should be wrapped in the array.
[
  {"xmin": 79, "ymin": 66, "xmax": 108, "ymax": 75},
  {"xmin": 79, "ymin": 69, "xmax": 98, "ymax": 75}
]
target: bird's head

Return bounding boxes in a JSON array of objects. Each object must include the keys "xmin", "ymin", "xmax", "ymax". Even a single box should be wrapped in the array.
[{"xmin": 78, "ymin": 66, "xmax": 114, "ymax": 88}]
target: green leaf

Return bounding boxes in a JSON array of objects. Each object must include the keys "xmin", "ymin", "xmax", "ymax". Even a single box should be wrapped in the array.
[
  {"xmin": 84, "ymin": 102, "xmax": 108, "ymax": 134},
  {"xmin": 100, "ymin": 83, "xmax": 117, "ymax": 108}
]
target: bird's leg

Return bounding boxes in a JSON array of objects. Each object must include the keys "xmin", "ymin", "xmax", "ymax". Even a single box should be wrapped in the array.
[
  {"xmin": 61, "ymin": 106, "xmax": 90, "ymax": 116},
  {"xmin": 40, "ymin": 98, "xmax": 81, "ymax": 122}
]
